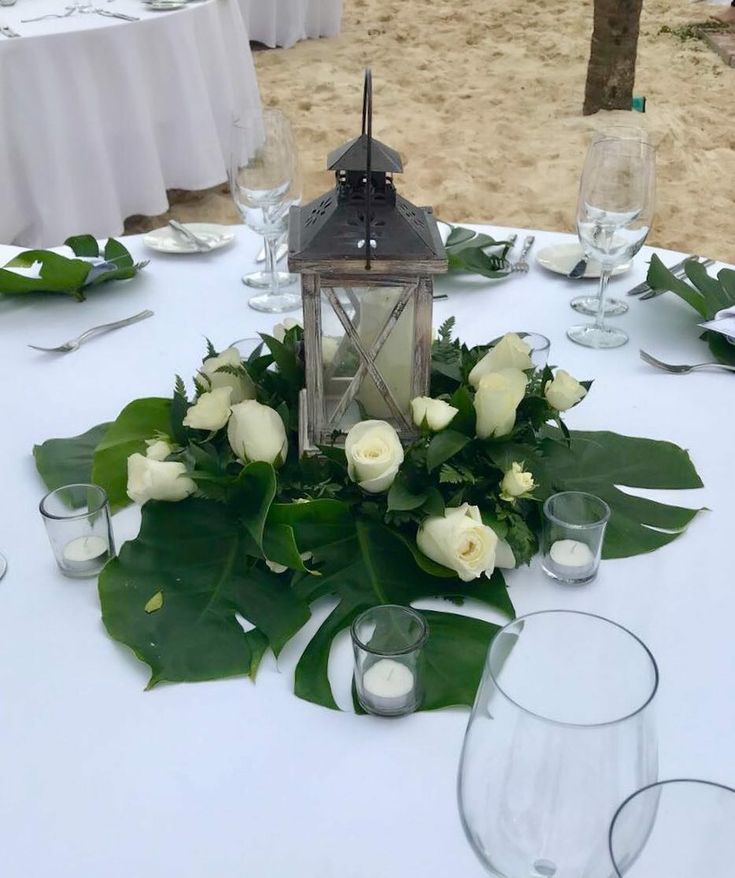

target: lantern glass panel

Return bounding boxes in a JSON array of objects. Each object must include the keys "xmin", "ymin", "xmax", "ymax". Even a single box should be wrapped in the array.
[{"xmin": 320, "ymin": 282, "xmax": 416, "ymax": 433}]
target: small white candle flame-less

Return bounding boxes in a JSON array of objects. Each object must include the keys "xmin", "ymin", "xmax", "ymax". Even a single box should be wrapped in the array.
[
  {"xmin": 62, "ymin": 535, "xmax": 110, "ymax": 576},
  {"xmin": 361, "ymin": 658, "xmax": 416, "ymax": 716},
  {"xmin": 548, "ymin": 539, "xmax": 596, "ymax": 582}
]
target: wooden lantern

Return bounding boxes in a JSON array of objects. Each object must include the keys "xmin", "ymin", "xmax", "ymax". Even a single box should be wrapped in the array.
[{"xmin": 288, "ymin": 70, "xmax": 447, "ymax": 453}]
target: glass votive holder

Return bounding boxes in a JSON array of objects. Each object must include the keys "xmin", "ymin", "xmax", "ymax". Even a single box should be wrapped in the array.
[
  {"xmin": 351, "ymin": 605, "xmax": 428, "ymax": 717},
  {"xmin": 39, "ymin": 484, "xmax": 115, "ymax": 579},
  {"xmin": 541, "ymin": 491, "xmax": 610, "ymax": 584},
  {"xmin": 521, "ymin": 332, "xmax": 551, "ymax": 368}
]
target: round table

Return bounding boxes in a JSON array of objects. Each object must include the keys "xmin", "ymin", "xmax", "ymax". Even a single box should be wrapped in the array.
[
  {"xmin": 0, "ymin": 0, "xmax": 262, "ymax": 248},
  {"xmin": 240, "ymin": 0, "xmax": 342, "ymax": 48},
  {"xmin": 0, "ymin": 225, "xmax": 733, "ymax": 876}
]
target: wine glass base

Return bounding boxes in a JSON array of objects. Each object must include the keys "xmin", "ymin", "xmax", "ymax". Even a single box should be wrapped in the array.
[
  {"xmin": 242, "ymin": 271, "xmax": 299, "ymax": 289},
  {"xmin": 567, "ymin": 324, "xmax": 629, "ymax": 349},
  {"xmin": 570, "ymin": 295, "xmax": 629, "ymax": 317},
  {"xmin": 248, "ymin": 290, "xmax": 302, "ymax": 314}
]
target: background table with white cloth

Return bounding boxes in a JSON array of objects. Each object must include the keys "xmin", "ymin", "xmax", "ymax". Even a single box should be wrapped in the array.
[
  {"xmin": 0, "ymin": 0, "xmax": 262, "ymax": 248},
  {"xmin": 240, "ymin": 0, "xmax": 342, "ymax": 48},
  {"xmin": 0, "ymin": 225, "xmax": 733, "ymax": 877}
]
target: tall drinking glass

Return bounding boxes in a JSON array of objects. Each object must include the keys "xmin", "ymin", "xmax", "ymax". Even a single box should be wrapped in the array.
[
  {"xmin": 230, "ymin": 110, "xmax": 301, "ymax": 313},
  {"xmin": 458, "ymin": 610, "xmax": 659, "ymax": 878},
  {"xmin": 571, "ymin": 127, "xmax": 653, "ymax": 318},
  {"xmin": 609, "ymin": 779, "xmax": 735, "ymax": 877},
  {"xmin": 568, "ymin": 138, "xmax": 655, "ymax": 348}
]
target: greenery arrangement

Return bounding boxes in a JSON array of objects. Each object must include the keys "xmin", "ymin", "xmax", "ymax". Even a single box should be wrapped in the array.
[
  {"xmin": 33, "ymin": 323, "xmax": 703, "ymax": 712},
  {"xmin": 646, "ymin": 255, "xmax": 735, "ymax": 365},
  {"xmin": 0, "ymin": 235, "xmax": 146, "ymax": 301},
  {"xmin": 444, "ymin": 226, "xmax": 514, "ymax": 279}
]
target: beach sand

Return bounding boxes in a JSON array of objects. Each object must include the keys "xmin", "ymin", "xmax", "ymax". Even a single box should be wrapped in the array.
[{"xmin": 126, "ymin": 0, "xmax": 735, "ymax": 263}]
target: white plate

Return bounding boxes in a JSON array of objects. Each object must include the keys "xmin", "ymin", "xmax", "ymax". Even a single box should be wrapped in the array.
[
  {"xmin": 536, "ymin": 242, "xmax": 632, "ymax": 279},
  {"xmin": 143, "ymin": 223, "xmax": 235, "ymax": 254}
]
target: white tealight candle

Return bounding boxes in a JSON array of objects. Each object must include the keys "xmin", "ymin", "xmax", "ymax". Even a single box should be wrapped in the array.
[
  {"xmin": 361, "ymin": 658, "xmax": 416, "ymax": 715},
  {"xmin": 62, "ymin": 535, "xmax": 110, "ymax": 575},
  {"xmin": 549, "ymin": 539, "xmax": 596, "ymax": 580}
]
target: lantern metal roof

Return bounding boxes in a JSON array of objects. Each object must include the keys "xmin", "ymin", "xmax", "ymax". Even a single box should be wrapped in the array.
[{"xmin": 288, "ymin": 70, "xmax": 447, "ymax": 275}]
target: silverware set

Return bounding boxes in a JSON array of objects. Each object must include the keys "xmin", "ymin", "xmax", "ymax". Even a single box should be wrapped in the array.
[{"xmin": 20, "ymin": 5, "xmax": 139, "ymax": 23}]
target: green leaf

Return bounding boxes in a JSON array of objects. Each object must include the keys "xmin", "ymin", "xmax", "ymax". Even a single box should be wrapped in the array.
[
  {"xmin": 65, "ymin": 235, "xmax": 100, "ymax": 258},
  {"xmin": 706, "ymin": 331, "xmax": 735, "ymax": 366},
  {"xmin": 229, "ymin": 462, "xmax": 277, "ymax": 555},
  {"xmin": 99, "ymin": 498, "xmax": 311, "ymax": 686},
  {"xmin": 387, "ymin": 475, "xmax": 428, "ymax": 511},
  {"xmin": 103, "ymin": 238, "xmax": 134, "ymax": 269},
  {"xmin": 718, "ymin": 269, "xmax": 735, "ymax": 302},
  {"xmin": 292, "ymin": 519, "xmax": 514, "ymax": 710},
  {"xmin": 419, "ymin": 610, "xmax": 502, "ymax": 710},
  {"xmin": 0, "ymin": 250, "xmax": 91, "ymax": 298},
  {"xmin": 541, "ymin": 429, "xmax": 703, "ymax": 559},
  {"xmin": 448, "ymin": 384, "xmax": 476, "ymax": 436},
  {"xmin": 427, "ymin": 430, "xmax": 471, "ymax": 472},
  {"xmin": 33, "ymin": 422, "xmax": 111, "ymax": 493},
  {"xmin": 645, "ymin": 255, "xmax": 707, "ymax": 317},
  {"xmin": 91, "ymin": 398, "xmax": 172, "ymax": 512},
  {"xmin": 684, "ymin": 261, "xmax": 731, "ymax": 316}
]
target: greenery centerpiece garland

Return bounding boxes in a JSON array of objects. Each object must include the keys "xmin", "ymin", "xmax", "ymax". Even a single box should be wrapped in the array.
[{"xmin": 34, "ymin": 322, "xmax": 703, "ymax": 711}]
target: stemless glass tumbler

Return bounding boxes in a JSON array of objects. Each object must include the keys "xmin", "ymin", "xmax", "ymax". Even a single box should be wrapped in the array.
[
  {"xmin": 40, "ymin": 484, "xmax": 115, "ymax": 578},
  {"xmin": 568, "ymin": 138, "xmax": 656, "ymax": 349},
  {"xmin": 609, "ymin": 779, "xmax": 735, "ymax": 877},
  {"xmin": 458, "ymin": 610, "xmax": 659, "ymax": 878}
]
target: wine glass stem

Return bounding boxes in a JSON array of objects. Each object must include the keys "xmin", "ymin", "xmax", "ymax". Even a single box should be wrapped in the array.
[
  {"xmin": 263, "ymin": 234, "xmax": 279, "ymax": 297},
  {"xmin": 594, "ymin": 269, "xmax": 612, "ymax": 330}
]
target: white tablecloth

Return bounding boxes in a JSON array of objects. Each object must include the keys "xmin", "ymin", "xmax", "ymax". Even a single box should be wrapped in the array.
[
  {"xmin": 0, "ymin": 226, "xmax": 733, "ymax": 877},
  {"xmin": 240, "ymin": 0, "xmax": 342, "ymax": 47},
  {"xmin": 0, "ymin": 0, "xmax": 261, "ymax": 248}
]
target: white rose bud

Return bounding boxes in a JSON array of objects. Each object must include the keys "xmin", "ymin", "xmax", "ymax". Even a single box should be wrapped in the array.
[
  {"xmin": 145, "ymin": 439, "xmax": 173, "ymax": 461},
  {"xmin": 195, "ymin": 347, "xmax": 255, "ymax": 404},
  {"xmin": 344, "ymin": 420, "xmax": 404, "ymax": 494},
  {"xmin": 474, "ymin": 368, "xmax": 528, "ymax": 439},
  {"xmin": 544, "ymin": 369, "xmax": 587, "ymax": 411},
  {"xmin": 468, "ymin": 333, "xmax": 533, "ymax": 388},
  {"xmin": 183, "ymin": 386, "xmax": 233, "ymax": 432},
  {"xmin": 228, "ymin": 399, "xmax": 288, "ymax": 466},
  {"xmin": 417, "ymin": 503, "xmax": 498, "ymax": 582},
  {"xmin": 126, "ymin": 453, "xmax": 196, "ymax": 506},
  {"xmin": 500, "ymin": 462, "xmax": 536, "ymax": 501},
  {"xmin": 272, "ymin": 318, "xmax": 302, "ymax": 343},
  {"xmin": 410, "ymin": 396, "xmax": 458, "ymax": 432}
]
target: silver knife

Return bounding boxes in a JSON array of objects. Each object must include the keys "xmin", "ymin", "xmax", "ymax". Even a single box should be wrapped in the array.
[
  {"xmin": 168, "ymin": 220, "xmax": 214, "ymax": 251},
  {"xmin": 94, "ymin": 8, "xmax": 140, "ymax": 20},
  {"xmin": 639, "ymin": 258, "xmax": 716, "ymax": 300},
  {"xmin": 627, "ymin": 255, "xmax": 711, "ymax": 296}
]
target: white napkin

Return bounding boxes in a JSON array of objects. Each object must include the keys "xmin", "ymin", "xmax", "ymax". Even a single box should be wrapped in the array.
[
  {"xmin": 1, "ymin": 260, "xmax": 43, "ymax": 279},
  {"xmin": 699, "ymin": 306, "xmax": 735, "ymax": 341}
]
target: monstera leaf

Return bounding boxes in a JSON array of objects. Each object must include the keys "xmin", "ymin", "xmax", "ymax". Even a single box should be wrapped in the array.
[
  {"xmin": 543, "ymin": 429, "xmax": 703, "ymax": 558},
  {"xmin": 33, "ymin": 423, "xmax": 112, "ymax": 493}
]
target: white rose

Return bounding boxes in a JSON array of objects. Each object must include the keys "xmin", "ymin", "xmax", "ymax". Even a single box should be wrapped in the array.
[
  {"xmin": 500, "ymin": 462, "xmax": 536, "ymax": 500},
  {"xmin": 469, "ymin": 333, "xmax": 533, "ymax": 388},
  {"xmin": 183, "ymin": 386, "xmax": 233, "ymax": 432},
  {"xmin": 145, "ymin": 439, "xmax": 172, "ymax": 461},
  {"xmin": 272, "ymin": 318, "xmax": 302, "ymax": 343},
  {"xmin": 544, "ymin": 369, "xmax": 587, "ymax": 411},
  {"xmin": 410, "ymin": 396, "xmax": 458, "ymax": 432},
  {"xmin": 126, "ymin": 453, "xmax": 196, "ymax": 506},
  {"xmin": 344, "ymin": 420, "xmax": 404, "ymax": 494},
  {"xmin": 195, "ymin": 347, "xmax": 255, "ymax": 404},
  {"xmin": 494, "ymin": 536, "xmax": 516, "ymax": 569},
  {"xmin": 474, "ymin": 368, "xmax": 528, "ymax": 439},
  {"xmin": 417, "ymin": 503, "xmax": 498, "ymax": 582},
  {"xmin": 227, "ymin": 399, "xmax": 288, "ymax": 466}
]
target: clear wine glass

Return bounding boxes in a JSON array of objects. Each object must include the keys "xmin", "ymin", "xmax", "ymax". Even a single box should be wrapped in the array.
[
  {"xmin": 609, "ymin": 779, "xmax": 735, "ymax": 876},
  {"xmin": 571, "ymin": 127, "xmax": 653, "ymax": 318},
  {"xmin": 230, "ymin": 109, "xmax": 301, "ymax": 314},
  {"xmin": 458, "ymin": 610, "xmax": 659, "ymax": 878},
  {"xmin": 567, "ymin": 138, "xmax": 656, "ymax": 348}
]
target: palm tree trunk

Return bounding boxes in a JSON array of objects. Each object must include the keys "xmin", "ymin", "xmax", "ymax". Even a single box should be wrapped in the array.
[{"xmin": 584, "ymin": 0, "xmax": 644, "ymax": 116}]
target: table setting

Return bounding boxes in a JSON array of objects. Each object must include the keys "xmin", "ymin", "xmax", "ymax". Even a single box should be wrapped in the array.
[{"xmin": 2, "ymin": 77, "xmax": 735, "ymax": 878}]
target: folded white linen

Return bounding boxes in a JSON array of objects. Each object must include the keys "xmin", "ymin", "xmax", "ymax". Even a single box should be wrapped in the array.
[
  {"xmin": 699, "ymin": 305, "xmax": 735, "ymax": 340},
  {"xmin": 0, "ymin": 261, "xmax": 43, "ymax": 279}
]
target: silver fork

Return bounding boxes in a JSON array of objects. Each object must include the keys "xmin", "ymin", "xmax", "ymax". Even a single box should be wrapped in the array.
[
  {"xmin": 510, "ymin": 235, "xmax": 535, "ymax": 273},
  {"xmin": 639, "ymin": 349, "xmax": 735, "ymax": 374},
  {"xmin": 28, "ymin": 309, "xmax": 154, "ymax": 353},
  {"xmin": 21, "ymin": 8, "xmax": 74, "ymax": 20}
]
